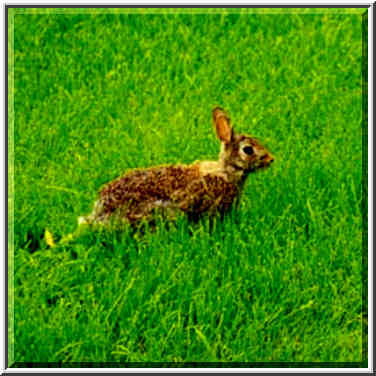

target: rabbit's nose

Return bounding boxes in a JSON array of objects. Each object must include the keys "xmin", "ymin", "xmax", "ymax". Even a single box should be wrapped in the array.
[
  {"xmin": 261, "ymin": 154, "xmax": 273, "ymax": 161},
  {"xmin": 261, "ymin": 154, "xmax": 274, "ymax": 164}
]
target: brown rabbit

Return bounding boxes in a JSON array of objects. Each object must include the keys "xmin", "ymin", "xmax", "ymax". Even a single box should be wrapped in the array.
[{"xmin": 79, "ymin": 107, "xmax": 274, "ymax": 226}]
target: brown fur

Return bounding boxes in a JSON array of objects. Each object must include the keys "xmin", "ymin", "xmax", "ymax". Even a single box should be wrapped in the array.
[
  {"xmin": 79, "ymin": 107, "xmax": 274, "ymax": 226},
  {"xmin": 95, "ymin": 165, "xmax": 238, "ymax": 224}
]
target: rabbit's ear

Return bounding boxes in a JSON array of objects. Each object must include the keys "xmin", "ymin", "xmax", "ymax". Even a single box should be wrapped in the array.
[{"xmin": 212, "ymin": 107, "xmax": 233, "ymax": 143}]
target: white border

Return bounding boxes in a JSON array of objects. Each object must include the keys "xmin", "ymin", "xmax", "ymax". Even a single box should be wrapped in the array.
[
  {"xmin": 1, "ymin": 0, "xmax": 5, "ymax": 373},
  {"xmin": 2, "ymin": 1, "xmax": 372, "ymax": 373}
]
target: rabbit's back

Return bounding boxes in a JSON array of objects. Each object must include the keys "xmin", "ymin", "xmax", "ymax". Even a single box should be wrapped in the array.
[
  {"xmin": 84, "ymin": 164, "xmax": 238, "ymax": 224},
  {"xmin": 100, "ymin": 165, "xmax": 200, "ymax": 217}
]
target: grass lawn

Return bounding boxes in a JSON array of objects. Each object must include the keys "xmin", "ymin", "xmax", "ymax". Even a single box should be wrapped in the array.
[{"xmin": 9, "ymin": 7, "xmax": 367, "ymax": 365}]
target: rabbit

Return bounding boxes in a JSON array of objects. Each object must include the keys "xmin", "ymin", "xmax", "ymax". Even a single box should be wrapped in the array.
[{"xmin": 79, "ymin": 107, "xmax": 274, "ymax": 227}]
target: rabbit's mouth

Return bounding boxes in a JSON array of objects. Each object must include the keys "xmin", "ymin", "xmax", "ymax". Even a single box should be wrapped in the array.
[
  {"xmin": 249, "ymin": 160, "xmax": 274, "ymax": 172},
  {"xmin": 257, "ymin": 155, "xmax": 275, "ymax": 170}
]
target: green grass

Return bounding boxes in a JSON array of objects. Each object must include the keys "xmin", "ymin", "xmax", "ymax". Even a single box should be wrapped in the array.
[{"xmin": 10, "ymin": 8, "xmax": 366, "ymax": 365}]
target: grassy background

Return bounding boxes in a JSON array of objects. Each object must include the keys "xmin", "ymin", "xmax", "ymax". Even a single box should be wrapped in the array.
[{"xmin": 10, "ymin": 8, "xmax": 366, "ymax": 365}]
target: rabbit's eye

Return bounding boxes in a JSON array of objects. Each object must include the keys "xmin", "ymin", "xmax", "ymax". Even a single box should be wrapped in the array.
[{"xmin": 243, "ymin": 146, "xmax": 254, "ymax": 155}]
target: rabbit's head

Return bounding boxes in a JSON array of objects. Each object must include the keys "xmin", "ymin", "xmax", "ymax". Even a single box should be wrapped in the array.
[{"xmin": 213, "ymin": 107, "xmax": 274, "ymax": 181}]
